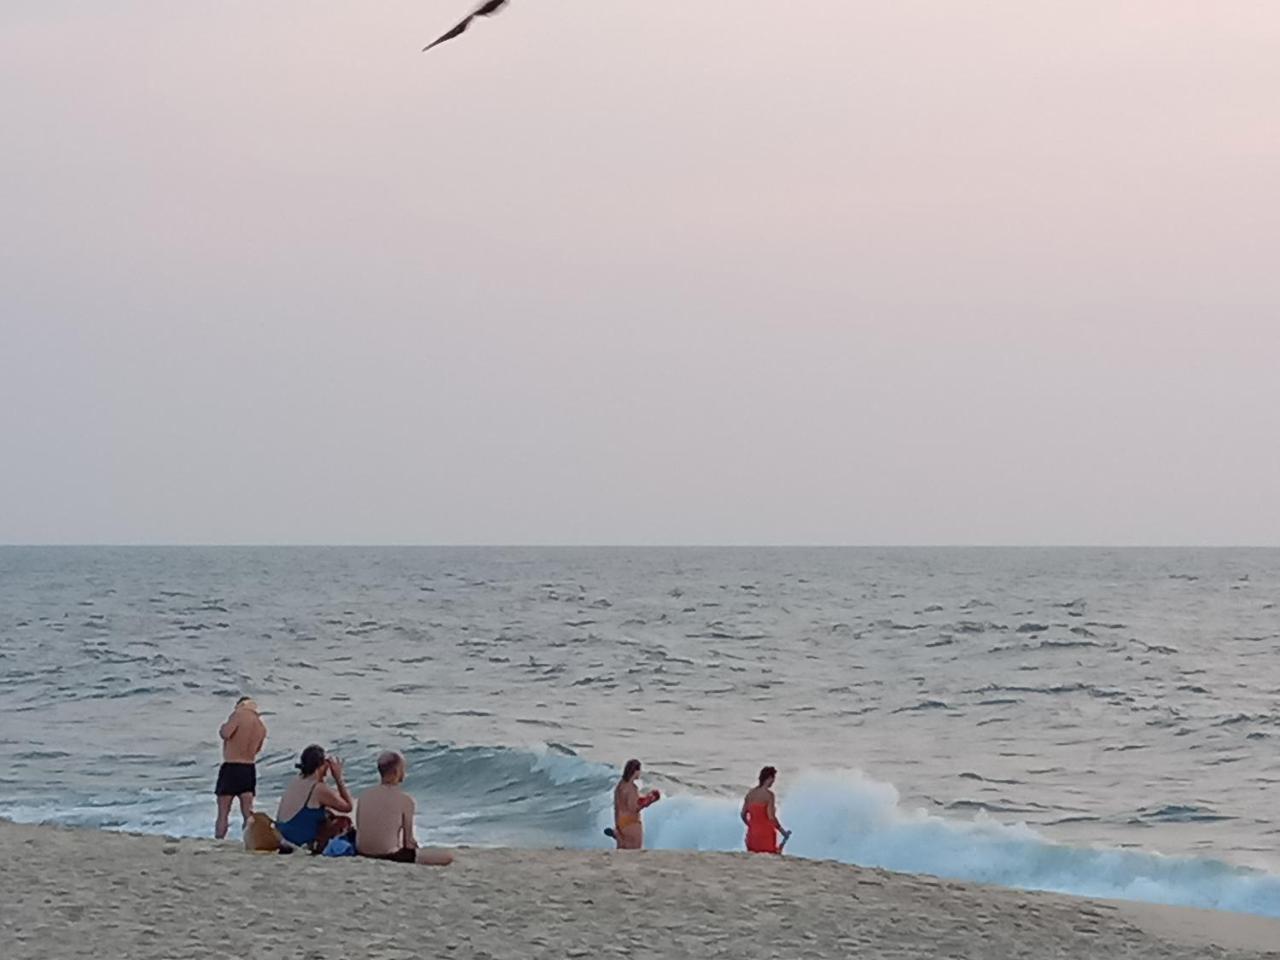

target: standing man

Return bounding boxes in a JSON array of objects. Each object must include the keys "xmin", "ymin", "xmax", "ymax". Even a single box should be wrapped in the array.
[
  {"xmin": 215, "ymin": 696, "xmax": 267, "ymax": 839},
  {"xmin": 609, "ymin": 758, "xmax": 660, "ymax": 849},
  {"xmin": 354, "ymin": 751, "xmax": 454, "ymax": 865}
]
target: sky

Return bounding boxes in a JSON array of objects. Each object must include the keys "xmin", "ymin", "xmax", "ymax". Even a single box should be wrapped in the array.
[{"xmin": 1, "ymin": 1, "xmax": 1278, "ymax": 546}]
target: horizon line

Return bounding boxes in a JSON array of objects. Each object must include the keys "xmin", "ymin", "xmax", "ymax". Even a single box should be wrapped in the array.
[{"xmin": 2, "ymin": 543, "xmax": 1279, "ymax": 550}]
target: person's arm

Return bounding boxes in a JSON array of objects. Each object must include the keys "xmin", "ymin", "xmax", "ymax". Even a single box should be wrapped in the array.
[
  {"xmin": 741, "ymin": 796, "xmax": 751, "ymax": 826},
  {"xmin": 315, "ymin": 782, "xmax": 353, "ymax": 814},
  {"xmin": 402, "ymin": 795, "xmax": 419, "ymax": 849},
  {"xmin": 768, "ymin": 794, "xmax": 786, "ymax": 834},
  {"xmin": 218, "ymin": 713, "xmax": 239, "ymax": 741},
  {"xmin": 316, "ymin": 758, "xmax": 354, "ymax": 814}
]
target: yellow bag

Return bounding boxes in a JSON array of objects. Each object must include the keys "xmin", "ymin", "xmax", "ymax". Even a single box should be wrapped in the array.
[{"xmin": 243, "ymin": 812, "xmax": 286, "ymax": 853}]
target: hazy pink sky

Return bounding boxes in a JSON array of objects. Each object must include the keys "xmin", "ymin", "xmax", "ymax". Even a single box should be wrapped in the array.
[{"xmin": 2, "ymin": 2, "xmax": 1278, "ymax": 544}]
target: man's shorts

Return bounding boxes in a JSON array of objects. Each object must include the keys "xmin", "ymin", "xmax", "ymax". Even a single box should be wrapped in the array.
[
  {"xmin": 360, "ymin": 847, "xmax": 417, "ymax": 863},
  {"xmin": 215, "ymin": 762, "xmax": 257, "ymax": 797}
]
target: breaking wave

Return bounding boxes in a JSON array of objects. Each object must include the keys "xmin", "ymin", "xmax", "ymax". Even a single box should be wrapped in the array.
[{"xmin": 5, "ymin": 743, "xmax": 1279, "ymax": 918}]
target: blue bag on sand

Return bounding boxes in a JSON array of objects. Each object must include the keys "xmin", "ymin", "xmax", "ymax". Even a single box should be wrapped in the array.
[{"xmin": 322, "ymin": 837, "xmax": 356, "ymax": 857}]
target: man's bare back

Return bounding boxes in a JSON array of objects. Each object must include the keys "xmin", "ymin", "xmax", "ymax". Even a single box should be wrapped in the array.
[
  {"xmin": 214, "ymin": 697, "xmax": 268, "ymax": 839},
  {"xmin": 355, "ymin": 783, "xmax": 417, "ymax": 856},
  {"xmin": 220, "ymin": 701, "xmax": 266, "ymax": 763},
  {"xmin": 354, "ymin": 752, "xmax": 453, "ymax": 866}
]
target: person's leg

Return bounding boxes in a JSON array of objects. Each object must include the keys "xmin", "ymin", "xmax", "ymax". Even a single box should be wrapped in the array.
[
  {"xmin": 617, "ymin": 824, "xmax": 643, "ymax": 850},
  {"xmin": 237, "ymin": 792, "xmax": 255, "ymax": 827},
  {"xmin": 215, "ymin": 795, "xmax": 233, "ymax": 839},
  {"xmin": 414, "ymin": 847, "xmax": 454, "ymax": 866}
]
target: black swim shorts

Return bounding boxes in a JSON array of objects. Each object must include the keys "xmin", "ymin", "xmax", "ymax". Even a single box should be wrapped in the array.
[
  {"xmin": 361, "ymin": 847, "xmax": 417, "ymax": 864},
  {"xmin": 214, "ymin": 761, "xmax": 257, "ymax": 797}
]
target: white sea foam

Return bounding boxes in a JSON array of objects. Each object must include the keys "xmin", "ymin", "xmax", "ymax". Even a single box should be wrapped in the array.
[
  {"xmin": 634, "ymin": 769, "xmax": 1280, "ymax": 917},
  {"xmin": 6, "ymin": 753, "xmax": 1280, "ymax": 917}
]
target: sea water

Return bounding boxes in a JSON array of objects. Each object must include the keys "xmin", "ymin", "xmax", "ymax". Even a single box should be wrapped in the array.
[{"xmin": 1, "ymin": 546, "xmax": 1277, "ymax": 915}]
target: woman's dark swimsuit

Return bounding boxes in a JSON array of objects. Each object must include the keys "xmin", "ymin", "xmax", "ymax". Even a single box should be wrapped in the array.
[{"xmin": 277, "ymin": 784, "xmax": 328, "ymax": 847}]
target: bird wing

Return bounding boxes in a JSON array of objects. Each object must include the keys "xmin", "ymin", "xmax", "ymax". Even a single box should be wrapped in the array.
[
  {"xmin": 423, "ymin": 15, "xmax": 475, "ymax": 52},
  {"xmin": 423, "ymin": 0, "xmax": 512, "ymax": 52}
]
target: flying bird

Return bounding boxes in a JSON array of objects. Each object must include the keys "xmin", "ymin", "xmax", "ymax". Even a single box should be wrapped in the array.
[{"xmin": 423, "ymin": 0, "xmax": 513, "ymax": 52}]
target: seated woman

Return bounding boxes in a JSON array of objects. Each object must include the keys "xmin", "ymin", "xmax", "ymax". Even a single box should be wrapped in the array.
[
  {"xmin": 741, "ymin": 765, "xmax": 790, "ymax": 854},
  {"xmin": 275, "ymin": 744, "xmax": 354, "ymax": 853}
]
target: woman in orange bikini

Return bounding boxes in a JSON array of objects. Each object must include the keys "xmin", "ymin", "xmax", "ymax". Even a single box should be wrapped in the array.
[
  {"xmin": 742, "ymin": 765, "xmax": 790, "ymax": 854},
  {"xmin": 608, "ymin": 758, "xmax": 661, "ymax": 849}
]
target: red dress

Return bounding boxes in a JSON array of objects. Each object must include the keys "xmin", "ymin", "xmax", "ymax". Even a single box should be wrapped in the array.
[{"xmin": 745, "ymin": 802, "xmax": 780, "ymax": 854}]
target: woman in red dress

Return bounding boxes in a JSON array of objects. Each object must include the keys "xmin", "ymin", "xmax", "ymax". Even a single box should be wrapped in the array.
[{"xmin": 741, "ymin": 765, "xmax": 790, "ymax": 854}]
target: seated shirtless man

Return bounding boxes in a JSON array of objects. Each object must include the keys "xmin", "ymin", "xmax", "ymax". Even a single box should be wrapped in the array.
[{"xmin": 354, "ymin": 751, "xmax": 453, "ymax": 866}]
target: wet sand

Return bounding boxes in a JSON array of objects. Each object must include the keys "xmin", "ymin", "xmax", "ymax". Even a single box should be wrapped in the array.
[{"xmin": 3, "ymin": 820, "xmax": 1277, "ymax": 959}]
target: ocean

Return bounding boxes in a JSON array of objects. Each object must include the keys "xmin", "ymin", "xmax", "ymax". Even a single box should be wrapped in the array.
[{"xmin": 1, "ymin": 546, "xmax": 1277, "ymax": 916}]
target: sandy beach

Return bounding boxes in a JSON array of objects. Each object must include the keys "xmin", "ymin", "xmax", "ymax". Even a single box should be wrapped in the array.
[{"xmin": 3, "ymin": 820, "xmax": 1276, "ymax": 959}]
